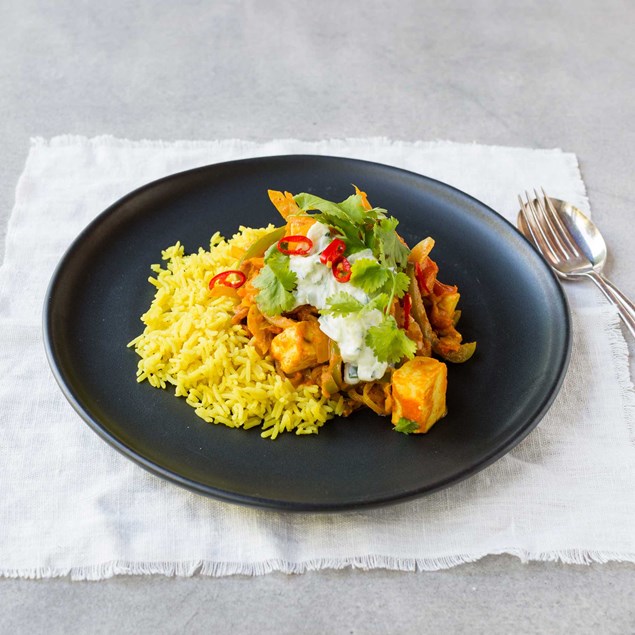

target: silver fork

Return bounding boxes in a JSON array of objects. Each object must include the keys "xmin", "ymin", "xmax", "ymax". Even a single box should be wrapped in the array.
[{"xmin": 518, "ymin": 189, "xmax": 635, "ymax": 338}]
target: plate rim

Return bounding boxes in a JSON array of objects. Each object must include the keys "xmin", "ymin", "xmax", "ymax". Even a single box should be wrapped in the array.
[{"xmin": 42, "ymin": 154, "xmax": 572, "ymax": 511}]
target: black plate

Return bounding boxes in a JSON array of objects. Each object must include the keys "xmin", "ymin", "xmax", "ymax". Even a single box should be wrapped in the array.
[{"xmin": 43, "ymin": 155, "xmax": 571, "ymax": 511}]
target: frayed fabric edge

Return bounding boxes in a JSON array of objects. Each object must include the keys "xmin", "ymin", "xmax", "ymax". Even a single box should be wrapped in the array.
[
  {"xmin": 598, "ymin": 305, "xmax": 635, "ymax": 444},
  {"xmin": 2, "ymin": 550, "xmax": 635, "ymax": 581}
]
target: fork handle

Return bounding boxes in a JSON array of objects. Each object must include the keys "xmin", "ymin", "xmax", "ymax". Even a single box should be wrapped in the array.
[{"xmin": 586, "ymin": 272, "xmax": 635, "ymax": 338}]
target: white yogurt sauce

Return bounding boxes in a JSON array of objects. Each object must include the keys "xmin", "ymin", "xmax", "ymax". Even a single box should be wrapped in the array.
[
  {"xmin": 286, "ymin": 221, "xmax": 388, "ymax": 383},
  {"xmin": 318, "ymin": 309, "xmax": 388, "ymax": 382}
]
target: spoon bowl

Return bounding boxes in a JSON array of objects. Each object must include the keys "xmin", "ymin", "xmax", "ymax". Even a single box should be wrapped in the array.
[{"xmin": 553, "ymin": 199, "xmax": 607, "ymax": 270}]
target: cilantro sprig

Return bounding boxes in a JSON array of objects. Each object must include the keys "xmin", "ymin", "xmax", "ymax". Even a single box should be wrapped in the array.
[
  {"xmin": 322, "ymin": 292, "xmax": 365, "ymax": 317},
  {"xmin": 394, "ymin": 418, "xmax": 419, "ymax": 434},
  {"xmin": 253, "ymin": 248, "xmax": 297, "ymax": 315},
  {"xmin": 373, "ymin": 217, "xmax": 410, "ymax": 270},
  {"xmin": 365, "ymin": 316, "xmax": 416, "ymax": 364},
  {"xmin": 294, "ymin": 192, "xmax": 391, "ymax": 254},
  {"xmin": 349, "ymin": 259, "xmax": 409, "ymax": 314},
  {"xmin": 293, "ymin": 191, "xmax": 410, "ymax": 268},
  {"xmin": 349, "ymin": 259, "xmax": 390, "ymax": 295}
]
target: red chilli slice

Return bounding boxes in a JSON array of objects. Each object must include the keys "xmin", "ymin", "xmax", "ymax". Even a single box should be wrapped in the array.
[
  {"xmin": 319, "ymin": 238, "xmax": 346, "ymax": 266},
  {"xmin": 332, "ymin": 257, "xmax": 352, "ymax": 283},
  {"xmin": 403, "ymin": 292, "xmax": 412, "ymax": 329},
  {"xmin": 277, "ymin": 235, "xmax": 313, "ymax": 256},
  {"xmin": 208, "ymin": 269, "xmax": 246, "ymax": 290}
]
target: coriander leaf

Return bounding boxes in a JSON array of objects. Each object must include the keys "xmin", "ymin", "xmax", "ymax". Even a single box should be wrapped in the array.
[
  {"xmin": 363, "ymin": 207, "xmax": 389, "ymax": 249},
  {"xmin": 364, "ymin": 225, "xmax": 378, "ymax": 252},
  {"xmin": 366, "ymin": 293, "xmax": 390, "ymax": 312},
  {"xmin": 326, "ymin": 218, "xmax": 368, "ymax": 253},
  {"xmin": 394, "ymin": 417, "xmax": 419, "ymax": 434},
  {"xmin": 294, "ymin": 193, "xmax": 361, "ymax": 224},
  {"xmin": 374, "ymin": 216, "xmax": 411, "ymax": 269},
  {"xmin": 366, "ymin": 316, "xmax": 416, "ymax": 364},
  {"xmin": 322, "ymin": 292, "xmax": 364, "ymax": 316},
  {"xmin": 264, "ymin": 248, "xmax": 297, "ymax": 285},
  {"xmin": 253, "ymin": 250, "xmax": 297, "ymax": 315},
  {"xmin": 253, "ymin": 267, "xmax": 295, "ymax": 315},
  {"xmin": 377, "ymin": 270, "xmax": 412, "ymax": 313},
  {"xmin": 349, "ymin": 258, "xmax": 390, "ymax": 294},
  {"xmin": 392, "ymin": 271, "xmax": 411, "ymax": 299},
  {"xmin": 365, "ymin": 206, "xmax": 388, "ymax": 221},
  {"xmin": 337, "ymin": 194, "xmax": 366, "ymax": 224},
  {"xmin": 294, "ymin": 192, "xmax": 368, "ymax": 252}
]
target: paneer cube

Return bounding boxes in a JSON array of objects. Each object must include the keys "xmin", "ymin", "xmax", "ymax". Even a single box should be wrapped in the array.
[
  {"xmin": 391, "ymin": 357, "xmax": 447, "ymax": 433},
  {"xmin": 270, "ymin": 321, "xmax": 329, "ymax": 375}
]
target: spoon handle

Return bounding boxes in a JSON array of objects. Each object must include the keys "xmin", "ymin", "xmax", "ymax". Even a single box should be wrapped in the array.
[{"xmin": 587, "ymin": 272, "xmax": 635, "ymax": 338}]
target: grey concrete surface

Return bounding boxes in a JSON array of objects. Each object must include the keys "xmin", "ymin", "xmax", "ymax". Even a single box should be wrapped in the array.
[{"xmin": 1, "ymin": 0, "xmax": 634, "ymax": 633}]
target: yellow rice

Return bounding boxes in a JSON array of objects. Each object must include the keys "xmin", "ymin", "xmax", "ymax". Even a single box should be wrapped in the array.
[{"xmin": 128, "ymin": 226, "xmax": 345, "ymax": 438}]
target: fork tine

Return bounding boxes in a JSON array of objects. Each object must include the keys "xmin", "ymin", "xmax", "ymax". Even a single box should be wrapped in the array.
[
  {"xmin": 518, "ymin": 195, "xmax": 538, "ymax": 245},
  {"xmin": 540, "ymin": 188, "xmax": 582, "ymax": 257},
  {"xmin": 533, "ymin": 188, "xmax": 580, "ymax": 259},
  {"xmin": 532, "ymin": 189, "xmax": 569, "ymax": 259},
  {"xmin": 519, "ymin": 192, "xmax": 559, "ymax": 266}
]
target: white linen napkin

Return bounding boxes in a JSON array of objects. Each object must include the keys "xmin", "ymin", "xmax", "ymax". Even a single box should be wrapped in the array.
[{"xmin": 0, "ymin": 136, "xmax": 633, "ymax": 579}]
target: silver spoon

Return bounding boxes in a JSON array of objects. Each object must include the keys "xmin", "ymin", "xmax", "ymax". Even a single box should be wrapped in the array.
[{"xmin": 517, "ymin": 196, "xmax": 635, "ymax": 338}]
